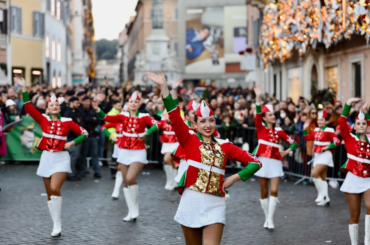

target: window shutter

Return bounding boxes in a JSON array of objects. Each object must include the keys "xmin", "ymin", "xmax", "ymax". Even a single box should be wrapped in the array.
[
  {"xmin": 16, "ymin": 7, "xmax": 22, "ymax": 34},
  {"xmin": 33, "ymin": 11, "xmax": 37, "ymax": 36},
  {"xmin": 10, "ymin": 6, "xmax": 15, "ymax": 32},
  {"xmin": 3, "ymin": 9, "xmax": 7, "ymax": 34},
  {"xmin": 40, "ymin": 13, "xmax": 45, "ymax": 37}
]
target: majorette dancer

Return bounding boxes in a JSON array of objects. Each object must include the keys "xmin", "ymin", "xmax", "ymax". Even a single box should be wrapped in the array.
[
  {"xmin": 93, "ymin": 91, "xmax": 157, "ymax": 222},
  {"xmin": 253, "ymin": 86, "xmax": 298, "ymax": 229},
  {"xmin": 144, "ymin": 110, "xmax": 179, "ymax": 190},
  {"xmin": 303, "ymin": 109, "xmax": 340, "ymax": 206},
  {"xmin": 173, "ymin": 100, "xmax": 220, "ymax": 184},
  {"xmin": 15, "ymin": 77, "xmax": 88, "ymax": 237},
  {"xmin": 339, "ymin": 98, "xmax": 370, "ymax": 245},
  {"xmin": 101, "ymin": 116, "xmax": 125, "ymax": 199},
  {"xmin": 146, "ymin": 70, "xmax": 262, "ymax": 244}
]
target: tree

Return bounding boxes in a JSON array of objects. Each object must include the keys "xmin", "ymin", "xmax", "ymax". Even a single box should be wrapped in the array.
[{"xmin": 95, "ymin": 39, "xmax": 119, "ymax": 60}]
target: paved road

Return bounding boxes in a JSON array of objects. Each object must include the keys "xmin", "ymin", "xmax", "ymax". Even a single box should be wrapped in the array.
[{"xmin": 0, "ymin": 163, "xmax": 364, "ymax": 244}]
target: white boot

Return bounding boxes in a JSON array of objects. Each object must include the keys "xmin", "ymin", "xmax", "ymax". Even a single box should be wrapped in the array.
[
  {"xmin": 317, "ymin": 180, "xmax": 330, "ymax": 206},
  {"xmin": 47, "ymin": 200, "xmax": 54, "ymax": 235},
  {"xmin": 267, "ymin": 196, "xmax": 279, "ymax": 229},
  {"xmin": 50, "ymin": 195, "xmax": 62, "ymax": 237},
  {"xmin": 365, "ymin": 215, "xmax": 370, "ymax": 245},
  {"xmin": 122, "ymin": 187, "xmax": 134, "ymax": 222},
  {"xmin": 170, "ymin": 168, "xmax": 178, "ymax": 190},
  {"xmin": 312, "ymin": 178, "xmax": 324, "ymax": 202},
  {"xmin": 164, "ymin": 165, "xmax": 172, "ymax": 190},
  {"xmin": 260, "ymin": 198, "xmax": 269, "ymax": 229},
  {"xmin": 349, "ymin": 224, "xmax": 359, "ymax": 245},
  {"xmin": 111, "ymin": 171, "xmax": 123, "ymax": 199},
  {"xmin": 129, "ymin": 185, "xmax": 139, "ymax": 219}
]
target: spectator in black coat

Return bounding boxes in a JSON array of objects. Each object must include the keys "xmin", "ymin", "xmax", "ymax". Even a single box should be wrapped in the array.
[
  {"xmin": 78, "ymin": 96, "xmax": 101, "ymax": 178},
  {"xmin": 63, "ymin": 97, "xmax": 83, "ymax": 181}
]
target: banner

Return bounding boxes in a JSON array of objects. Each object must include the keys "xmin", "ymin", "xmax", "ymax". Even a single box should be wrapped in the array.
[{"xmin": 3, "ymin": 116, "xmax": 42, "ymax": 161}]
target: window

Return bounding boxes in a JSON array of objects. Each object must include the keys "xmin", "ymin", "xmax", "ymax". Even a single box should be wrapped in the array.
[
  {"xmin": 10, "ymin": 6, "xmax": 22, "ymax": 33},
  {"xmin": 0, "ymin": 9, "xmax": 7, "ymax": 34},
  {"xmin": 353, "ymin": 62, "xmax": 361, "ymax": 97},
  {"xmin": 52, "ymin": 40, "xmax": 56, "ymax": 60},
  {"xmin": 45, "ymin": 36, "xmax": 50, "ymax": 58},
  {"xmin": 57, "ymin": 43, "xmax": 61, "ymax": 62},
  {"xmin": 325, "ymin": 66, "xmax": 338, "ymax": 93},
  {"xmin": 33, "ymin": 11, "xmax": 45, "ymax": 37},
  {"xmin": 31, "ymin": 69, "xmax": 43, "ymax": 84},
  {"xmin": 57, "ymin": 74, "xmax": 61, "ymax": 87},
  {"xmin": 288, "ymin": 67, "xmax": 302, "ymax": 103},
  {"xmin": 51, "ymin": 0, "xmax": 55, "ymax": 16},
  {"xmin": 56, "ymin": 1, "xmax": 61, "ymax": 20}
]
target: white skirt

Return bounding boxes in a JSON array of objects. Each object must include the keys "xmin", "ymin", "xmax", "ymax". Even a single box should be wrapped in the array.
[
  {"xmin": 340, "ymin": 172, "xmax": 370, "ymax": 193},
  {"xmin": 112, "ymin": 144, "xmax": 120, "ymax": 159},
  {"xmin": 161, "ymin": 142, "xmax": 179, "ymax": 154},
  {"xmin": 37, "ymin": 151, "xmax": 71, "ymax": 177},
  {"xmin": 313, "ymin": 151, "xmax": 334, "ymax": 167},
  {"xmin": 117, "ymin": 148, "xmax": 148, "ymax": 165},
  {"xmin": 174, "ymin": 188, "xmax": 226, "ymax": 228},
  {"xmin": 254, "ymin": 156, "xmax": 284, "ymax": 178},
  {"xmin": 174, "ymin": 159, "xmax": 188, "ymax": 183}
]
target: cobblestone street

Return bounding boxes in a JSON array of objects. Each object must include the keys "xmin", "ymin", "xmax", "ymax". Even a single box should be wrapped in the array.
[{"xmin": 0, "ymin": 163, "xmax": 364, "ymax": 244}]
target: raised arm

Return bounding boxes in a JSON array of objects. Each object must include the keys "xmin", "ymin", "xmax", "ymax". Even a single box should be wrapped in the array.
[
  {"xmin": 253, "ymin": 86, "xmax": 264, "ymax": 132},
  {"xmin": 362, "ymin": 102, "xmax": 370, "ymax": 126},
  {"xmin": 340, "ymin": 98, "xmax": 361, "ymax": 142},
  {"xmin": 14, "ymin": 77, "xmax": 43, "ymax": 125},
  {"xmin": 146, "ymin": 70, "xmax": 191, "ymax": 147}
]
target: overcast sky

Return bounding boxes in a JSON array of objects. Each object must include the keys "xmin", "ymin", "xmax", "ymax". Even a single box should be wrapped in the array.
[{"xmin": 92, "ymin": 0, "xmax": 138, "ymax": 41}]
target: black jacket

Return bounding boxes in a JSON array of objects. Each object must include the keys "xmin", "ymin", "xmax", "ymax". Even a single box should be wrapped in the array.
[
  {"xmin": 79, "ymin": 106, "xmax": 101, "ymax": 137},
  {"xmin": 64, "ymin": 107, "xmax": 84, "ymax": 140}
]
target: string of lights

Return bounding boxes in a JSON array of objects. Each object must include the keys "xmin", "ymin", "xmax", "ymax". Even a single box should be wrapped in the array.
[{"xmin": 260, "ymin": 0, "xmax": 370, "ymax": 66}]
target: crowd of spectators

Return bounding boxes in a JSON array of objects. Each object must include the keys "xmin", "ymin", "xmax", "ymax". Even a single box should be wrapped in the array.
[{"xmin": 0, "ymin": 81, "xmax": 368, "ymax": 181}]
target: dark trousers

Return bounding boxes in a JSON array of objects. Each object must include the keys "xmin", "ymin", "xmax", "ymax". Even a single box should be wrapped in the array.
[{"xmin": 78, "ymin": 136, "xmax": 100, "ymax": 174}]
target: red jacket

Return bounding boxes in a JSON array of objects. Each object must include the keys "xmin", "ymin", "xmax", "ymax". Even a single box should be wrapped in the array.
[
  {"xmin": 101, "ymin": 122, "xmax": 124, "ymax": 145},
  {"xmin": 254, "ymin": 103, "xmax": 297, "ymax": 160},
  {"xmin": 98, "ymin": 111, "xmax": 157, "ymax": 150},
  {"xmin": 147, "ymin": 119, "xmax": 178, "ymax": 143},
  {"xmin": 163, "ymin": 94, "xmax": 262, "ymax": 197},
  {"xmin": 340, "ymin": 104, "xmax": 370, "ymax": 177},
  {"xmin": 22, "ymin": 92, "xmax": 88, "ymax": 152},
  {"xmin": 303, "ymin": 127, "xmax": 340, "ymax": 153}
]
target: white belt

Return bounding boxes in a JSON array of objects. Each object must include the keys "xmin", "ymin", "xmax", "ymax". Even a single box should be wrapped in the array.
[
  {"xmin": 116, "ymin": 134, "xmax": 123, "ymax": 137},
  {"xmin": 348, "ymin": 154, "xmax": 370, "ymax": 164},
  {"xmin": 258, "ymin": 139, "xmax": 280, "ymax": 148},
  {"xmin": 187, "ymin": 160, "xmax": 225, "ymax": 175},
  {"xmin": 163, "ymin": 131, "xmax": 175, "ymax": 135},
  {"xmin": 314, "ymin": 141, "xmax": 331, "ymax": 146},
  {"xmin": 121, "ymin": 131, "xmax": 145, "ymax": 137},
  {"xmin": 42, "ymin": 132, "xmax": 67, "ymax": 140}
]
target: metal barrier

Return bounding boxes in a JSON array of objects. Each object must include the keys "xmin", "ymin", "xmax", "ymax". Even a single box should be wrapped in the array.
[{"xmin": 95, "ymin": 126, "xmax": 348, "ymax": 184}]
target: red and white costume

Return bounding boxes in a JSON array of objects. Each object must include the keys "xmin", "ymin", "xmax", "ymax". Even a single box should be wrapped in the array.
[
  {"xmin": 163, "ymin": 97, "xmax": 262, "ymax": 227},
  {"xmin": 101, "ymin": 123, "xmax": 124, "ymax": 158},
  {"xmin": 339, "ymin": 107, "xmax": 370, "ymax": 193},
  {"xmin": 23, "ymin": 93, "xmax": 88, "ymax": 177},
  {"xmin": 253, "ymin": 103, "xmax": 298, "ymax": 178},
  {"xmin": 97, "ymin": 93, "xmax": 157, "ymax": 166},
  {"xmin": 303, "ymin": 111, "xmax": 340, "ymax": 167},
  {"xmin": 157, "ymin": 119, "xmax": 179, "ymax": 154}
]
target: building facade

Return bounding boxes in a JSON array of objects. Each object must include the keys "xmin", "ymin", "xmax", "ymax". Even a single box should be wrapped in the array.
[
  {"xmin": 44, "ymin": 0, "xmax": 70, "ymax": 87},
  {"xmin": 10, "ymin": 0, "xmax": 44, "ymax": 85}
]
